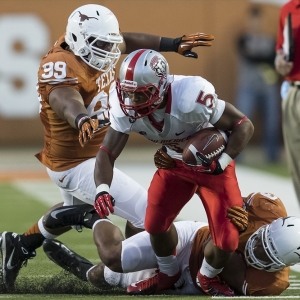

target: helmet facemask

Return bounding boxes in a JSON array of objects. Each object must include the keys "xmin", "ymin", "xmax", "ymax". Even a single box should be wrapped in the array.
[
  {"xmin": 245, "ymin": 216, "xmax": 300, "ymax": 272},
  {"xmin": 116, "ymin": 49, "xmax": 170, "ymax": 120},
  {"xmin": 244, "ymin": 225, "xmax": 286, "ymax": 272},
  {"xmin": 65, "ymin": 4, "xmax": 123, "ymax": 72},
  {"xmin": 116, "ymin": 77, "xmax": 168, "ymax": 119}
]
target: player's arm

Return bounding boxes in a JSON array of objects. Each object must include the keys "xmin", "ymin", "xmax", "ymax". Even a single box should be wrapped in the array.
[
  {"xmin": 93, "ymin": 127, "xmax": 129, "ymax": 218},
  {"xmin": 49, "ymin": 87, "xmax": 98, "ymax": 147},
  {"xmin": 120, "ymin": 32, "xmax": 214, "ymax": 58},
  {"xmin": 214, "ymin": 102, "xmax": 254, "ymax": 160},
  {"xmin": 186, "ymin": 102, "xmax": 254, "ymax": 175}
]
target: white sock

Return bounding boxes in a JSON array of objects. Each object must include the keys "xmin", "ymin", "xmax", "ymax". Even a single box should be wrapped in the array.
[
  {"xmin": 92, "ymin": 219, "xmax": 113, "ymax": 231},
  {"xmin": 200, "ymin": 257, "xmax": 223, "ymax": 278},
  {"xmin": 86, "ymin": 265, "xmax": 96, "ymax": 282},
  {"xmin": 104, "ymin": 266, "xmax": 122, "ymax": 286},
  {"xmin": 156, "ymin": 254, "xmax": 179, "ymax": 276},
  {"xmin": 38, "ymin": 216, "xmax": 58, "ymax": 239}
]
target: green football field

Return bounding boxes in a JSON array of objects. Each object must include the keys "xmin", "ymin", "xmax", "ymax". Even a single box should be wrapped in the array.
[{"xmin": 1, "ymin": 180, "xmax": 300, "ymax": 300}]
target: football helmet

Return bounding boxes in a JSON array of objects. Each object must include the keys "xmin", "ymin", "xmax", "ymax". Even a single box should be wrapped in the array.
[
  {"xmin": 244, "ymin": 216, "xmax": 300, "ymax": 272},
  {"xmin": 116, "ymin": 49, "xmax": 170, "ymax": 119},
  {"xmin": 65, "ymin": 4, "xmax": 123, "ymax": 72}
]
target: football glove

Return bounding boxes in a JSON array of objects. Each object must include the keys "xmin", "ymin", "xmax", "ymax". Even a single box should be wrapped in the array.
[
  {"xmin": 94, "ymin": 191, "xmax": 115, "ymax": 218},
  {"xmin": 227, "ymin": 206, "xmax": 248, "ymax": 233},
  {"xmin": 76, "ymin": 115, "xmax": 99, "ymax": 147},
  {"xmin": 175, "ymin": 33, "xmax": 214, "ymax": 58},
  {"xmin": 154, "ymin": 147, "xmax": 176, "ymax": 169},
  {"xmin": 184, "ymin": 152, "xmax": 224, "ymax": 175}
]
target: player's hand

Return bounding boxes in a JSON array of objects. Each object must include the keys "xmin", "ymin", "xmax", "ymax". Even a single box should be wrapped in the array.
[
  {"xmin": 154, "ymin": 147, "xmax": 175, "ymax": 169},
  {"xmin": 78, "ymin": 117, "xmax": 99, "ymax": 147},
  {"xmin": 94, "ymin": 191, "xmax": 115, "ymax": 218},
  {"xmin": 184, "ymin": 152, "xmax": 223, "ymax": 175},
  {"xmin": 92, "ymin": 119, "xmax": 111, "ymax": 134},
  {"xmin": 227, "ymin": 206, "xmax": 248, "ymax": 233},
  {"xmin": 175, "ymin": 33, "xmax": 214, "ymax": 58}
]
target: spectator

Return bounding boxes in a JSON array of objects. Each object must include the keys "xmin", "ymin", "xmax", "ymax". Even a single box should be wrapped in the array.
[
  {"xmin": 236, "ymin": 5, "xmax": 280, "ymax": 163},
  {"xmin": 275, "ymin": 0, "xmax": 300, "ymax": 205}
]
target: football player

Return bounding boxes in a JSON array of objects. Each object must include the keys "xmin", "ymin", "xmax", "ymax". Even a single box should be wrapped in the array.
[
  {"xmin": 82, "ymin": 49, "xmax": 253, "ymax": 296},
  {"xmin": 43, "ymin": 192, "xmax": 300, "ymax": 296},
  {"xmin": 0, "ymin": 4, "xmax": 214, "ymax": 291}
]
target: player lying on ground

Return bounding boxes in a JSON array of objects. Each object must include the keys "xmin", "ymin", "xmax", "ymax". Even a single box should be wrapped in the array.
[{"xmin": 43, "ymin": 192, "xmax": 300, "ymax": 296}]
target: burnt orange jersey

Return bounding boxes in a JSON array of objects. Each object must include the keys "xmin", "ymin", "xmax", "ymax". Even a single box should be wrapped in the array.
[
  {"xmin": 189, "ymin": 192, "xmax": 289, "ymax": 296},
  {"xmin": 35, "ymin": 34, "xmax": 116, "ymax": 171}
]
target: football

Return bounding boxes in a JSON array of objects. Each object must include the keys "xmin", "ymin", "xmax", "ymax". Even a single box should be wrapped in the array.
[{"xmin": 182, "ymin": 127, "xmax": 227, "ymax": 166}]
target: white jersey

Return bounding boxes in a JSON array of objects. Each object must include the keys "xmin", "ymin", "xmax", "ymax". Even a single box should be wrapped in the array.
[{"xmin": 110, "ymin": 75, "xmax": 225, "ymax": 159}]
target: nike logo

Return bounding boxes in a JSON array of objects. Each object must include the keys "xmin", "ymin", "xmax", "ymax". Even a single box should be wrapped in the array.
[
  {"xmin": 59, "ymin": 175, "xmax": 67, "ymax": 183},
  {"xmin": 203, "ymin": 134, "xmax": 219, "ymax": 151},
  {"xmin": 50, "ymin": 207, "xmax": 75, "ymax": 220},
  {"xmin": 7, "ymin": 248, "xmax": 16, "ymax": 270},
  {"xmin": 175, "ymin": 130, "xmax": 185, "ymax": 136},
  {"xmin": 130, "ymin": 278, "xmax": 150, "ymax": 288}
]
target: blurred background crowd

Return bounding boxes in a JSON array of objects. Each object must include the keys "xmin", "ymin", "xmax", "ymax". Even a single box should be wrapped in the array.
[{"xmin": 0, "ymin": 0, "xmax": 289, "ymax": 168}]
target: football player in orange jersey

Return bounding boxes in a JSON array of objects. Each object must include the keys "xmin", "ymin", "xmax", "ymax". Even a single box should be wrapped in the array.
[
  {"xmin": 0, "ymin": 4, "xmax": 214, "ymax": 292},
  {"xmin": 43, "ymin": 192, "xmax": 300, "ymax": 296}
]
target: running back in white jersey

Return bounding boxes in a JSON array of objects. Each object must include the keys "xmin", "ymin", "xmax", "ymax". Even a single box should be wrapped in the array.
[{"xmin": 109, "ymin": 75, "xmax": 225, "ymax": 160}]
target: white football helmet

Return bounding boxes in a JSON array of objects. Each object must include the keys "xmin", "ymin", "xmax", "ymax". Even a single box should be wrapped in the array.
[
  {"xmin": 116, "ymin": 49, "xmax": 171, "ymax": 119},
  {"xmin": 65, "ymin": 4, "xmax": 123, "ymax": 72},
  {"xmin": 245, "ymin": 216, "xmax": 300, "ymax": 272}
]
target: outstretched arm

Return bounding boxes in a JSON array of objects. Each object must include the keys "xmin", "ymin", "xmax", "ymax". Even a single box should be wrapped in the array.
[{"xmin": 120, "ymin": 32, "xmax": 214, "ymax": 58}]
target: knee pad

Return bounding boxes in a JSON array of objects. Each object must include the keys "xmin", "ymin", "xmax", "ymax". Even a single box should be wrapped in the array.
[{"xmin": 121, "ymin": 244, "xmax": 144, "ymax": 272}]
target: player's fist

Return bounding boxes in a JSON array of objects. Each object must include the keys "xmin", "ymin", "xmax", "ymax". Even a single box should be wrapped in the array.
[
  {"xmin": 94, "ymin": 191, "xmax": 115, "ymax": 218},
  {"xmin": 154, "ymin": 147, "xmax": 175, "ymax": 169},
  {"xmin": 175, "ymin": 32, "xmax": 214, "ymax": 58},
  {"xmin": 227, "ymin": 206, "xmax": 248, "ymax": 233},
  {"xmin": 76, "ymin": 115, "xmax": 99, "ymax": 147},
  {"xmin": 183, "ymin": 152, "xmax": 223, "ymax": 175}
]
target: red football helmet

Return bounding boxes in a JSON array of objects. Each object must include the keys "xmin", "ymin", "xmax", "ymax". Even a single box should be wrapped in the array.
[{"xmin": 116, "ymin": 49, "xmax": 170, "ymax": 119}]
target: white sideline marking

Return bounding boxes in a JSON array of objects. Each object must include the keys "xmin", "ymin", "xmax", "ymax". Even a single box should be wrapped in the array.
[
  {"xmin": 13, "ymin": 179, "xmax": 61, "ymax": 207},
  {"xmin": 215, "ymin": 296, "xmax": 300, "ymax": 299}
]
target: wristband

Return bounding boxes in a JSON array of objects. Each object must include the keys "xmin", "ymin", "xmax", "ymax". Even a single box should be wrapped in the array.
[
  {"xmin": 96, "ymin": 184, "xmax": 110, "ymax": 195},
  {"xmin": 75, "ymin": 114, "xmax": 89, "ymax": 129},
  {"xmin": 160, "ymin": 37, "xmax": 176, "ymax": 52},
  {"xmin": 218, "ymin": 153, "xmax": 233, "ymax": 170}
]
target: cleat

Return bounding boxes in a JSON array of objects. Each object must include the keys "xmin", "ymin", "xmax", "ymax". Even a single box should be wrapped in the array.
[
  {"xmin": 44, "ymin": 204, "xmax": 101, "ymax": 230},
  {"xmin": 196, "ymin": 271, "xmax": 234, "ymax": 297},
  {"xmin": 0, "ymin": 231, "xmax": 36, "ymax": 291},
  {"xmin": 43, "ymin": 239, "xmax": 93, "ymax": 281},
  {"xmin": 127, "ymin": 271, "xmax": 181, "ymax": 295}
]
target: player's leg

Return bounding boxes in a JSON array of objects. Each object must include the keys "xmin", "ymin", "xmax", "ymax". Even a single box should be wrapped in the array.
[
  {"xmin": 195, "ymin": 162, "xmax": 241, "ymax": 296},
  {"xmin": 127, "ymin": 169, "xmax": 196, "ymax": 294},
  {"xmin": 46, "ymin": 158, "xmax": 147, "ymax": 235},
  {"xmin": 0, "ymin": 193, "xmax": 73, "ymax": 291}
]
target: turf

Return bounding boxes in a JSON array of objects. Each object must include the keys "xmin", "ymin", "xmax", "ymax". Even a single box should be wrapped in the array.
[{"xmin": 0, "ymin": 182, "xmax": 300, "ymax": 299}]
